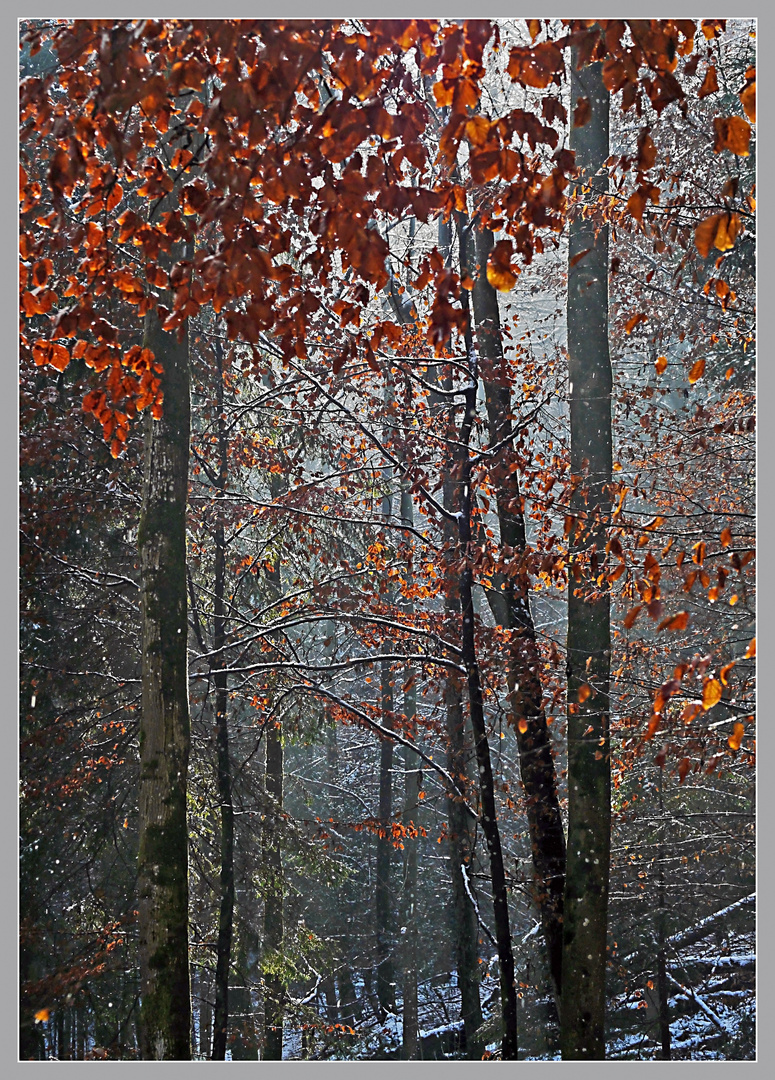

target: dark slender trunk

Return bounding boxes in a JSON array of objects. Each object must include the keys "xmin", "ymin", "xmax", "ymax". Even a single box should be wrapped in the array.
[
  {"xmin": 455, "ymin": 225, "xmax": 518, "ymax": 1059},
  {"xmin": 375, "ymin": 402, "xmax": 396, "ymax": 1020},
  {"xmin": 400, "ymin": 482, "xmax": 420, "ymax": 1060},
  {"xmin": 656, "ymin": 776, "xmax": 671, "ymax": 1059},
  {"xmin": 470, "ymin": 223, "xmax": 567, "ymax": 1004},
  {"xmin": 198, "ymin": 965, "xmax": 212, "ymax": 1058},
  {"xmin": 262, "ymin": 470, "xmax": 285, "ymax": 1060},
  {"xmin": 436, "ymin": 214, "xmax": 484, "ymax": 1054},
  {"xmin": 560, "ymin": 50, "xmax": 613, "ymax": 1061},
  {"xmin": 137, "ymin": 304, "xmax": 192, "ymax": 1060},
  {"xmin": 376, "ymin": 658, "xmax": 396, "ymax": 1018},
  {"xmin": 263, "ymin": 721, "xmax": 284, "ymax": 1059},
  {"xmin": 212, "ymin": 340, "xmax": 234, "ymax": 1060}
]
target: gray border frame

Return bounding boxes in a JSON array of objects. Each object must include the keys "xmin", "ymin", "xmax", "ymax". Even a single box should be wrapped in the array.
[{"xmin": 7, "ymin": 4, "xmax": 767, "ymax": 1076}]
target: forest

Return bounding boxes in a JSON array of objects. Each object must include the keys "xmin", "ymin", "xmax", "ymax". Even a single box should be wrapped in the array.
[{"xmin": 19, "ymin": 18, "xmax": 755, "ymax": 1061}]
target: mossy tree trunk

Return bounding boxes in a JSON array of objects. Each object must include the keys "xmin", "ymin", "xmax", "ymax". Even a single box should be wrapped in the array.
[
  {"xmin": 137, "ymin": 305, "xmax": 192, "ymax": 1060},
  {"xmin": 471, "ymin": 223, "xmax": 567, "ymax": 1004},
  {"xmin": 560, "ymin": 51, "xmax": 613, "ymax": 1061}
]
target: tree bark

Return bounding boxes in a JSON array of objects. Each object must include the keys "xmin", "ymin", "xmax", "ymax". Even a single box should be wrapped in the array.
[
  {"xmin": 456, "ymin": 223, "xmax": 518, "ymax": 1059},
  {"xmin": 262, "ymin": 720, "xmax": 284, "ymax": 1059},
  {"xmin": 435, "ymin": 214, "xmax": 484, "ymax": 1055},
  {"xmin": 375, "ymin": 390, "xmax": 396, "ymax": 1020},
  {"xmin": 560, "ymin": 51, "xmax": 613, "ymax": 1061},
  {"xmin": 137, "ymin": 305, "xmax": 192, "ymax": 1060},
  {"xmin": 470, "ymin": 222, "xmax": 567, "ymax": 1003},
  {"xmin": 211, "ymin": 339, "xmax": 234, "ymax": 1060},
  {"xmin": 400, "ymin": 482, "xmax": 420, "ymax": 1060}
]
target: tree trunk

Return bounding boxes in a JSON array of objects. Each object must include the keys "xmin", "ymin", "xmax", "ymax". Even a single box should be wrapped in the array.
[
  {"xmin": 137, "ymin": 305, "xmax": 192, "ymax": 1060},
  {"xmin": 436, "ymin": 213, "xmax": 484, "ymax": 1055},
  {"xmin": 211, "ymin": 340, "xmax": 234, "ymax": 1060},
  {"xmin": 470, "ymin": 222, "xmax": 567, "ymax": 1003},
  {"xmin": 262, "ymin": 468, "xmax": 286, "ymax": 1061},
  {"xmin": 456, "ymin": 227, "xmax": 518, "ymax": 1059},
  {"xmin": 560, "ymin": 51, "xmax": 613, "ymax": 1061},
  {"xmin": 375, "ymin": 396, "xmax": 396, "ymax": 1020},
  {"xmin": 230, "ymin": 926, "xmax": 260, "ymax": 1059},
  {"xmin": 656, "ymin": 774, "xmax": 671, "ymax": 1059},
  {"xmin": 400, "ymin": 482, "xmax": 420, "ymax": 1060},
  {"xmin": 262, "ymin": 720, "xmax": 284, "ymax": 1059}
]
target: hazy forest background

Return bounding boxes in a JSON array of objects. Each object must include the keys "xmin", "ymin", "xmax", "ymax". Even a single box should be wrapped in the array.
[{"xmin": 19, "ymin": 17, "xmax": 755, "ymax": 1061}]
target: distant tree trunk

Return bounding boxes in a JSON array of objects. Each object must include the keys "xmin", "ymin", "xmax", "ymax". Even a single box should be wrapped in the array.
[
  {"xmin": 137, "ymin": 301, "xmax": 192, "ymax": 1060},
  {"xmin": 656, "ymin": 774, "xmax": 671, "ymax": 1059},
  {"xmin": 230, "ymin": 927, "xmax": 260, "ymax": 1060},
  {"xmin": 262, "ymin": 720, "xmax": 284, "ymax": 1059},
  {"xmin": 197, "ymin": 965, "xmax": 212, "ymax": 1058},
  {"xmin": 470, "ymin": 222, "xmax": 567, "ymax": 1004},
  {"xmin": 375, "ymin": 389, "xmax": 396, "ymax": 1021},
  {"xmin": 262, "ymin": 468, "xmax": 286, "ymax": 1061},
  {"xmin": 212, "ymin": 339, "xmax": 234, "ymax": 1060},
  {"xmin": 560, "ymin": 50, "xmax": 613, "ymax": 1061},
  {"xmin": 456, "ymin": 220, "xmax": 518, "ymax": 1059},
  {"xmin": 400, "ymin": 481, "xmax": 420, "ymax": 1060}
]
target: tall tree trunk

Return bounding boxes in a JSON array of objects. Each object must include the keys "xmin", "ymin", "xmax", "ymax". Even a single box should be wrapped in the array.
[
  {"xmin": 230, "ymin": 926, "xmax": 260, "ymax": 1059},
  {"xmin": 262, "ymin": 720, "xmax": 284, "ymax": 1059},
  {"xmin": 262, "ymin": 518, "xmax": 285, "ymax": 1060},
  {"xmin": 434, "ymin": 214, "xmax": 484, "ymax": 1055},
  {"xmin": 656, "ymin": 773, "xmax": 671, "ymax": 1059},
  {"xmin": 400, "ymin": 482, "xmax": 420, "ymax": 1060},
  {"xmin": 137, "ymin": 304, "xmax": 192, "ymax": 1060},
  {"xmin": 375, "ymin": 390, "xmax": 396, "ymax": 1020},
  {"xmin": 211, "ymin": 340, "xmax": 234, "ymax": 1060},
  {"xmin": 456, "ymin": 224, "xmax": 518, "ymax": 1059},
  {"xmin": 470, "ymin": 222, "xmax": 567, "ymax": 1003},
  {"xmin": 560, "ymin": 50, "xmax": 613, "ymax": 1061}
]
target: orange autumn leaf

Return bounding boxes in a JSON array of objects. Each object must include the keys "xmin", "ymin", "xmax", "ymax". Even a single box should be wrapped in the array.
[
  {"xmin": 107, "ymin": 181, "xmax": 123, "ymax": 212},
  {"xmin": 739, "ymin": 68, "xmax": 755, "ymax": 123},
  {"xmin": 688, "ymin": 357, "xmax": 706, "ymax": 384},
  {"xmin": 698, "ymin": 66, "xmax": 719, "ymax": 98},
  {"xmin": 627, "ymin": 188, "xmax": 647, "ymax": 223},
  {"xmin": 720, "ymin": 661, "xmax": 736, "ymax": 686},
  {"xmin": 655, "ymin": 355, "xmax": 668, "ymax": 375},
  {"xmin": 720, "ymin": 526, "xmax": 732, "ymax": 547},
  {"xmin": 694, "ymin": 212, "xmax": 742, "ymax": 258},
  {"xmin": 744, "ymin": 637, "xmax": 756, "ymax": 659},
  {"xmin": 625, "ymin": 312, "xmax": 647, "ymax": 334},
  {"xmin": 518, "ymin": 718, "xmax": 528, "ymax": 734},
  {"xmin": 32, "ymin": 340, "xmax": 71, "ymax": 372},
  {"xmin": 623, "ymin": 605, "xmax": 643, "ymax": 630},
  {"xmin": 657, "ymin": 610, "xmax": 690, "ymax": 633},
  {"xmin": 573, "ymin": 97, "xmax": 591, "ymax": 128},
  {"xmin": 702, "ymin": 678, "xmax": 723, "ymax": 711},
  {"xmin": 486, "ymin": 240, "xmax": 519, "ymax": 293},
  {"xmin": 465, "ymin": 115, "xmax": 491, "ymax": 147},
  {"xmin": 681, "ymin": 702, "xmax": 702, "ymax": 725},
  {"xmin": 713, "ymin": 115, "xmax": 751, "ymax": 156},
  {"xmin": 677, "ymin": 757, "xmax": 691, "ymax": 783},
  {"xmin": 578, "ymin": 684, "xmax": 593, "ymax": 704},
  {"xmin": 728, "ymin": 722, "xmax": 745, "ymax": 751},
  {"xmin": 35, "ymin": 1009, "xmax": 50, "ymax": 1023}
]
